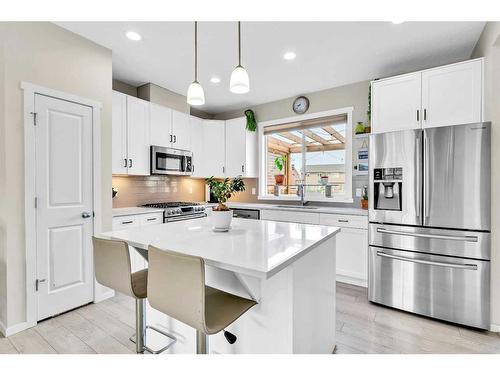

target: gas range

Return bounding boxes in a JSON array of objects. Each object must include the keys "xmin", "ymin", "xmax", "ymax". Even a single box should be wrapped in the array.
[{"xmin": 141, "ymin": 202, "xmax": 206, "ymax": 223}]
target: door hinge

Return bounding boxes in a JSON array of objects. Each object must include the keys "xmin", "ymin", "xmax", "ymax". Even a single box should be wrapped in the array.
[
  {"xmin": 34, "ymin": 197, "xmax": 38, "ymax": 208},
  {"xmin": 30, "ymin": 112, "xmax": 37, "ymax": 126},
  {"xmin": 35, "ymin": 278, "xmax": 46, "ymax": 292}
]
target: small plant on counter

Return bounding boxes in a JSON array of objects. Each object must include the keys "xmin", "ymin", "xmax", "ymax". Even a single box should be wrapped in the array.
[
  {"xmin": 361, "ymin": 185, "xmax": 369, "ymax": 210},
  {"xmin": 205, "ymin": 176, "xmax": 245, "ymax": 211},
  {"xmin": 274, "ymin": 154, "xmax": 287, "ymax": 185}
]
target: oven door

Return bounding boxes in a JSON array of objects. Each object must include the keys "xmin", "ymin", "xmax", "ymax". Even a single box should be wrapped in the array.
[{"xmin": 368, "ymin": 246, "xmax": 490, "ymax": 329}]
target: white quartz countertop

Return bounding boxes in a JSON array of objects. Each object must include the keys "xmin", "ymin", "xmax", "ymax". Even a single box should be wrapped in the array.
[
  {"xmin": 220, "ymin": 202, "xmax": 368, "ymax": 216},
  {"xmin": 112, "ymin": 207, "xmax": 164, "ymax": 217},
  {"xmin": 99, "ymin": 217, "xmax": 340, "ymax": 279}
]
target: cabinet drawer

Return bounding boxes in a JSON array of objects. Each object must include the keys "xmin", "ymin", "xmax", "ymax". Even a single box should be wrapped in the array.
[
  {"xmin": 140, "ymin": 213, "xmax": 163, "ymax": 226},
  {"xmin": 260, "ymin": 209, "xmax": 320, "ymax": 225},
  {"xmin": 112, "ymin": 215, "xmax": 140, "ymax": 230},
  {"xmin": 319, "ymin": 213, "xmax": 367, "ymax": 229}
]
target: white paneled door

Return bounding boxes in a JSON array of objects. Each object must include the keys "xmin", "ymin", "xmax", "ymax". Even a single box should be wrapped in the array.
[{"xmin": 35, "ymin": 94, "xmax": 94, "ymax": 321}]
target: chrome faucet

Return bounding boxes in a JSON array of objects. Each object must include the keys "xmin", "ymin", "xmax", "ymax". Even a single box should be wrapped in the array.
[{"xmin": 297, "ymin": 184, "xmax": 308, "ymax": 206}]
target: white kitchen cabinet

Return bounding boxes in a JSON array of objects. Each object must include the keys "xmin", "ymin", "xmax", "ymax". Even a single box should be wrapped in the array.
[
  {"xmin": 112, "ymin": 91, "xmax": 128, "ymax": 174},
  {"xmin": 203, "ymin": 120, "xmax": 226, "ymax": 178},
  {"xmin": 421, "ymin": 59, "xmax": 482, "ymax": 128},
  {"xmin": 225, "ymin": 117, "xmax": 258, "ymax": 178},
  {"xmin": 189, "ymin": 116, "xmax": 205, "ymax": 178},
  {"xmin": 371, "ymin": 72, "xmax": 422, "ymax": 134},
  {"xmin": 172, "ymin": 110, "xmax": 191, "ymax": 151},
  {"xmin": 319, "ymin": 213, "xmax": 368, "ymax": 287},
  {"xmin": 150, "ymin": 102, "xmax": 172, "ymax": 148},
  {"xmin": 260, "ymin": 209, "xmax": 320, "ymax": 225},
  {"xmin": 126, "ymin": 96, "xmax": 150, "ymax": 175},
  {"xmin": 371, "ymin": 58, "xmax": 484, "ymax": 134}
]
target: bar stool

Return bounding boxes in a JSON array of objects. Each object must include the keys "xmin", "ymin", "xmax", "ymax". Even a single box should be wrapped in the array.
[
  {"xmin": 147, "ymin": 245, "xmax": 257, "ymax": 354},
  {"xmin": 92, "ymin": 237, "xmax": 176, "ymax": 354}
]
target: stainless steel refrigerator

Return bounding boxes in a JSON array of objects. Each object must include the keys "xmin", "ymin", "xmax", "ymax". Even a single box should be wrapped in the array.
[{"xmin": 368, "ymin": 122, "xmax": 491, "ymax": 329}]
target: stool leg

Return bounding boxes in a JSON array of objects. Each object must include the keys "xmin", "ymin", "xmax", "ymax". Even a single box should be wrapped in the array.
[
  {"xmin": 135, "ymin": 298, "xmax": 146, "ymax": 354},
  {"xmin": 196, "ymin": 330, "xmax": 208, "ymax": 354}
]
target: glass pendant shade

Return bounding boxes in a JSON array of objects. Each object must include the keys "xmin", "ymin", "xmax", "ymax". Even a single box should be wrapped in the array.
[
  {"xmin": 230, "ymin": 65, "xmax": 250, "ymax": 94},
  {"xmin": 187, "ymin": 80, "xmax": 205, "ymax": 106}
]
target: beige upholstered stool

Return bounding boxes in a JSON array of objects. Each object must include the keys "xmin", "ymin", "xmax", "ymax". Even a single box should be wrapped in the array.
[
  {"xmin": 92, "ymin": 237, "xmax": 176, "ymax": 354},
  {"xmin": 147, "ymin": 245, "xmax": 257, "ymax": 354}
]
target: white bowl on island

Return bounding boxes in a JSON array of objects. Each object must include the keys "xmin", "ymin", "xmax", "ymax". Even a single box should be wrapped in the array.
[{"xmin": 211, "ymin": 209, "xmax": 233, "ymax": 231}]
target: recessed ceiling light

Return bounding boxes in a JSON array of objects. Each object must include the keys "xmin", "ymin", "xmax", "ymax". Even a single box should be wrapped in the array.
[
  {"xmin": 125, "ymin": 31, "xmax": 142, "ymax": 41},
  {"xmin": 210, "ymin": 76, "xmax": 221, "ymax": 84},
  {"xmin": 391, "ymin": 21, "xmax": 405, "ymax": 25},
  {"xmin": 283, "ymin": 51, "xmax": 296, "ymax": 60}
]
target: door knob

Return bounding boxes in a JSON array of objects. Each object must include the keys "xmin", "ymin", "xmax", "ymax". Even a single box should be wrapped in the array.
[{"xmin": 82, "ymin": 212, "xmax": 92, "ymax": 218}]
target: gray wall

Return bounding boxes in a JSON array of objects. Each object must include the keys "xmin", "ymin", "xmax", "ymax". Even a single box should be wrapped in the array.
[
  {"xmin": 0, "ymin": 22, "xmax": 113, "ymax": 329},
  {"xmin": 112, "ymin": 79, "xmax": 137, "ymax": 97},
  {"xmin": 215, "ymin": 80, "xmax": 371, "ymax": 208},
  {"xmin": 471, "ymin": 22, "xmax": 500, "ymax": 330}
]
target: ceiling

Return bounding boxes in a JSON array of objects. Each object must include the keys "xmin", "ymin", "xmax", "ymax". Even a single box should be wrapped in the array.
[{"xmin": 55, "ymin": 22, "xmax": 485, "ymax": 114}]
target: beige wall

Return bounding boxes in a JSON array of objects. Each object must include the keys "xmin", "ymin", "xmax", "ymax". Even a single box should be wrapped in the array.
[
  {"xmin": 216, "ymin": 80, "xmax": 371, "ymax": 208},
  {"xmin": 112, "ymin": 79, "xmax": 137, "ymax": 97},
  {"xmin": 0, "ymin": 22, "xmax": 112, "ymax": 329},
  {"xmin": 112, "ymin": 176, "xmax": 206, "ymax": 207},
  {"xmin": 0, "ymin": 23, "xmax": 7, "ymax": 326},
  {"xmin": 138, "ymin": 83, "xmax": 190, "ymax": 113},
  {"xmin": 471, "ymin": 22, "xmax": 500, "ymax": 329}
]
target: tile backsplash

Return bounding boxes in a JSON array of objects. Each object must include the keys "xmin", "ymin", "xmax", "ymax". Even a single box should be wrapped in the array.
[{"xmin": 112, "ymin": 175, "xmax": 206, "ymax": 208}]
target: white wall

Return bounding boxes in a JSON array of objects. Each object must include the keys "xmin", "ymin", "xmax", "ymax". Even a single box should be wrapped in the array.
[
  {"xmin": 0, "ymin": 22, "xmax": 113, "ymax": 330},
  {"xmin": 471, "ymin": 22, "xmax": 500, "ymax": 330}
]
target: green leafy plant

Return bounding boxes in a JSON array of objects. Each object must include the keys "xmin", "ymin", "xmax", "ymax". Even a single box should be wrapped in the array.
[
  {"xmin": 245, "ymin": 109, "xmax": 257, "ymax": 132},
  {"xmin": 206, "ymin": 176, "xmax": 245, "ymax": 211},
  {"xmin": 274, "ymin": 154, "xmax": 287, "ymax": 173}
]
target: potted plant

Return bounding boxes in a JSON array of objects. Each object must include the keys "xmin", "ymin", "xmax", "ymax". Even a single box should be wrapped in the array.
[
  {"xmin": 274, "ymin": 155, "xmax": 287, "ymax": 185},
  {"xmin": 361, "ymin": 191, "xmax": 368, "ymax": 210},
  {"xmin": 205, "ymin": 176, "xmax": 245, "ymax": 231}
]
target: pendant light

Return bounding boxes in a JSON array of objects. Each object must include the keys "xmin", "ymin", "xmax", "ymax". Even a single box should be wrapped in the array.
[
  {"xmin": 187, "ymin": 21, "xmax": 205, "ymax": 106},
  {"xmin": 230, "ymin": 21, "xmax": 250, "ymax": 94}
]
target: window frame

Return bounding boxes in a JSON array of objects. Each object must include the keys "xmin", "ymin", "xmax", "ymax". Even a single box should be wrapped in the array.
[{"xmin": 258, "ymin": 107, "xmax": 353, "ymax": 203}]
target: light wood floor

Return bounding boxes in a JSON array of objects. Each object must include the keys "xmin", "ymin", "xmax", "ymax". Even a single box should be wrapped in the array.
[{"xmin": 2, "ymin": 282, "xmax": 500, "ymax": 354}]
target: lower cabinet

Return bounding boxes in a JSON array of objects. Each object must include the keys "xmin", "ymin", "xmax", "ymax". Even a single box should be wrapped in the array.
[
  {"xmin": 112, "ymin": 212, "xmax": 163, "ymax": 272},
  {"xmin": 259, "ymin": 209, "xmax": 368, "ymax": 287}
]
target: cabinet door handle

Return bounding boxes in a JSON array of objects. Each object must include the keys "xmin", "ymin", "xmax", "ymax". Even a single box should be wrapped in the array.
[
  {"xmin": 338, "ymin": 219, "xmax": 349, "ymax": 223},
  {"xmin": 416, "ymin": 109, "xmax": 420, "ymax": 122},
  {"xmin": 170, "ymin": 134, "xmax": 173, "ymax": 143},
  {"xmin": 173, "ymin": 135, "xmax": 177, "ymax": 143},
  {"xmin": 129, "ymin": 159, "xmax": 132, "ymax": 168},
  {"xmin": 147, "ymin": 218, "xmax": 157, "ymax": 221},
  {"xmin": 124, "ymin": 158, "xmax": 127, "ymax": 168},
  {"xmin": 423, "ymin": 108, "xmax": 427, "ymax": 121},
  {"xmin": 242, "ymin": 165, "xmax": 245, "ymax": 173},
  {"xmin": 222, "ymin": 166, "xmax": 225, "ymax": 174},
  {"xmin": 122, "ymin": 220, "xmax": 133, "ymax": 225}
]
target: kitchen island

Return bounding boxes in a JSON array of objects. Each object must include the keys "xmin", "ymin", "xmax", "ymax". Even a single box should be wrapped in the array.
[{"xmin": 99, "ymin": 217, "xmax": 340, "ymax": 354}]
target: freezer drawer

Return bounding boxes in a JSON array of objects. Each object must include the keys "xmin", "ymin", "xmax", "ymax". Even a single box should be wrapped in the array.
[
  {"xmin": 369, "ymin": 223, "xmax": 490, "ymax": 260},
  {"xmin": 368, "ymin": 246, "xmax": 490, "ymax": 329}
]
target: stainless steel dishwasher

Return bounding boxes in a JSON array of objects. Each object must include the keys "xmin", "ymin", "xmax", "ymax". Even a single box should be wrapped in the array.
[{"xmin": 232, "ymin": 208, "xmax": 260, "ymax": 220}]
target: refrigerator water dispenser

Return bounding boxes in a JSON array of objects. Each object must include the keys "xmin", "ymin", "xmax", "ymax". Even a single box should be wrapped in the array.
[{"xmin": 373, "ymin": 168, "xmax": 402, "ymax": 211}]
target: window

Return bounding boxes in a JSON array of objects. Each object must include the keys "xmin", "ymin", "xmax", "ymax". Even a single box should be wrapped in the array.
[{"xmin": 259, "ymin": 108, "xmax": 353, "ymax": 202}]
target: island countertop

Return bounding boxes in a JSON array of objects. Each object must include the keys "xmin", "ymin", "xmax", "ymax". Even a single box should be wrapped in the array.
[{"xmin": 99, "ymin": 217, "xmax": 340, "ymax": 279}]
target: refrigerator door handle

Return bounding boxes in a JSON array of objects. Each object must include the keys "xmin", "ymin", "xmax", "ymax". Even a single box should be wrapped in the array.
[
  {"xmin": 376, "ymin": 228, "xmax": 478, "ymax": 242},
  {"xmin": 376, "ymin": 251, "xmax": 478, "ymax": 270},
  {"xmin": 423, "ymin": 130, "xmax": 430, "ymax": 222},
  {"xmin": 415, "ymin": 135, "xmax": 421, "ymax": 219}
]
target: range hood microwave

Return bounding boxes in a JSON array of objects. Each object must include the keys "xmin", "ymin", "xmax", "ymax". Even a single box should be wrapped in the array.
[{"xmin": 150, "ymin": 145, "xmax": 193, "ymax": 176}]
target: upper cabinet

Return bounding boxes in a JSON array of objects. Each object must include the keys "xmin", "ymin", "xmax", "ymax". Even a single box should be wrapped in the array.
[
  {"xmin": 421, "ymin": 60, "xmax": 482, "ymax": 128},
  {"xmin": 189, "ymin": 116, "xmax": 205, "ymax": 178},
  {"xmin": 202, "ymin": 120, "xmax": 226, "ymax": 178},
  {"xmin": 126, "ymin": 96, "xmax": 150, "ymax": 175},
  {"xmin": 171, "ymin": 110, "xmax": 191, "ymax": 150},
  {"xmin": 225, "ymin": 117, "xmax": 258, "ymax": 178},
  {"xmin": 150, "ymin": 102, "xmax": 172, "ymax": 148},
  {"xmin": 371, "ymin": 58, "xmax": 483, "ymax": 134},
  {"xmin": 371, "ymin": 72, "xmax": 422, "ymax": 133},
  {"xmin": 112, "ymin": 91, "xmax": 150, "ymax": 176}
]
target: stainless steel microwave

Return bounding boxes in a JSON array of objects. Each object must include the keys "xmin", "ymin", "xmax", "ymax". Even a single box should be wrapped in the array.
[{"xmin": 150, "ymin": 146, "xmax": 193, "ymax": 175}]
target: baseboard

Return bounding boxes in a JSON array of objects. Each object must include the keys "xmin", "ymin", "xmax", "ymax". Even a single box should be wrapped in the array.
[
  {"xmin": 336, "ymin": 274, "xmax": 367, "ymax": 288},
  {"xmin": 94, "ymin": 289, "xmax": 115, "ymax": 303},
  {"xmin": 490, "ymin": 323, "xmax": 500, "ymax": 332},
  {"xmin": 0, "ymin": 320, "xmax": 35, "ymax": 337}
]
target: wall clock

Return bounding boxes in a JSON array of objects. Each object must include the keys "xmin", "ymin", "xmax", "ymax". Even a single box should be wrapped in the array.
[{"xmin": 293, "ymin": 96, "xmax": 310, "ymax": 114}]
